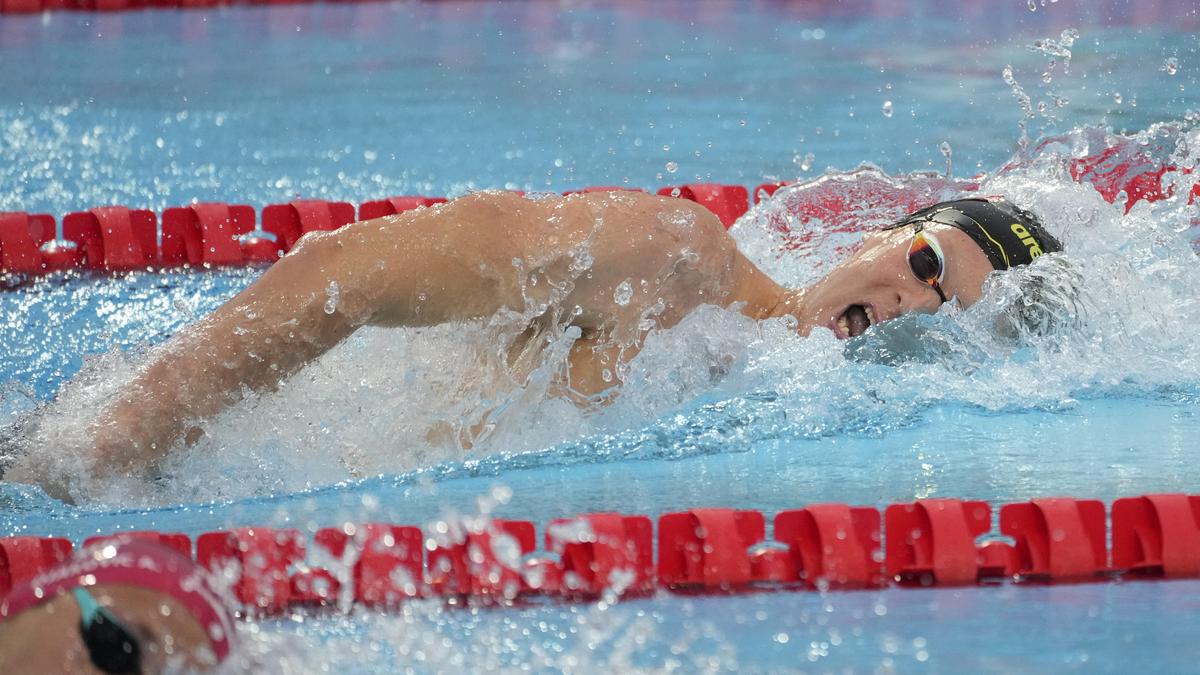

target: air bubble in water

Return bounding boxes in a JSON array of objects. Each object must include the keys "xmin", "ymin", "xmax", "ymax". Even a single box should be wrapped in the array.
[
  {"xmin": 1027, "ymin": 0, "xmax": 1036, "ymax": 10},
  {"xmin": 613, "ymin": 279, "xmax": 633, "ymax": 306},
  {"xmin": 665, "ymin": 161, "xmax": 678, "ymax": 174},
  {"xmin": 1162, "ymin": 57, "xmax": 1179, "ymax": 75},
  {"xmin": 1113, "ymin": 92, "xmax": 1123, "ymax": 104},
  {"xmin": 324, "ymin": 280, "xmax": 339, "ymax": 314},
  {"xmin": 799, "ymin": 152, "xmax": 815, "ymax": 171},
  {"xmin": 882, "ymin": 100, "xmax": 894, "ymax": 118}
]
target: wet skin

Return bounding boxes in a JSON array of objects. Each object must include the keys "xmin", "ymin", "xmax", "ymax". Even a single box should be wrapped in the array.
[
  {"xmin": 0, "ymin": 584, "xmax": 219, "ymax": 673},
  {"xmin": 5, "ymin": 191, "xmax": 995, "ymax": 494}
]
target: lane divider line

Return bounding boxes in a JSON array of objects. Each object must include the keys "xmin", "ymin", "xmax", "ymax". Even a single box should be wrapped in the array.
[{"xmin": 3, "ymin": 494, "xmax": 1200, "ymax": 615}]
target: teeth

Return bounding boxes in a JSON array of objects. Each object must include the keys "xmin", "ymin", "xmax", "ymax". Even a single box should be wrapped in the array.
[
  {"xmin": 837, "ymin": 315, "xmax": 850, "ymax": 336},
  {"xmin": 865, "ymin": 306, "xmax": 876, "ymax": 325}
]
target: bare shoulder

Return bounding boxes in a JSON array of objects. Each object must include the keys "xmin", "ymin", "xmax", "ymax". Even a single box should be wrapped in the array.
[
  {"xmin": 322, "ymin": 190, "xmax": 541, "ymax": 256},
  {"xmin": 574, "ymin": 190, "xmax": 726, "ymax": 232},
  {"xmin": 440, "ymin": 189, "xmax": 531, "ymax": 215},
  {"xmin": 561, "ymin": 191, "xmax": 734, "ymax": 262},
  {"xmin": 383, "ymin": 189, "xmax": 725, "ymax": 242}
]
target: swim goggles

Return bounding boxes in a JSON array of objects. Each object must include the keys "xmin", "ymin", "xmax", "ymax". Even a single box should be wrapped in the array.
[
  {"xmin": 906, "ymin": 222, "xmax": 948, "ymax": 304},
  {"xmin": 73, "ymin": 586, "xmax": 142, "ymax": 675}
]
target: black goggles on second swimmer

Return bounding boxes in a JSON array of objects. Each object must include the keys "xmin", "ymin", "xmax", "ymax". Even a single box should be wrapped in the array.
[{"xmin": 73, "ymin": 586, "xmax": 142, "ymax": 675}]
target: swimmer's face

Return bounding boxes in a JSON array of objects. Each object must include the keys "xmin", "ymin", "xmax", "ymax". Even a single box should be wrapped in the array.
[
  {"xmin": 0, "ymin": 584, "xmax": 221, "ymax": 674},
  {"xmin": 796, "ymin": 223, "xmax": 994, "ymax": 339}
]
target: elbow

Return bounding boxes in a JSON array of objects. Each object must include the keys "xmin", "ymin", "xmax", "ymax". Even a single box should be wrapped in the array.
[
  {"xmin": 274, "ymin": 230, "xmax": 378, "ymax": 328},
  {"xmin": 285, "ymin": 227, "xmax": 344, "ymax": 264}
]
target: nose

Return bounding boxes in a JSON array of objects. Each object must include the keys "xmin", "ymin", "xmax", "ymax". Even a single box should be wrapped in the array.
[{"xmin": 894, "ymin": 285, "xmax": 942, "ymax": 318}]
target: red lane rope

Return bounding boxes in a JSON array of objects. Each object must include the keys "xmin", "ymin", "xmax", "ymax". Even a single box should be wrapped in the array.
[
  {"xmin": 0, "ymin": 0, "xmax": 358, "ymax": 15},
  {"xmin": 0, "ymin": 184, "xmax": 752, "ymax": 276},
  {"xmin": 3, "ymin": 494, "xmax": 1199, "ymax": 615},
  {"xmin": 2, "ymin": 156, "xmax": 1197, "ymax": 278}
]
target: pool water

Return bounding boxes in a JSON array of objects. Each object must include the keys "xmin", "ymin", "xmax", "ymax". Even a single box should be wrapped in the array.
[{"xmin": 3, "ymin": 1, "xmax": 1200, "ymax": 672}]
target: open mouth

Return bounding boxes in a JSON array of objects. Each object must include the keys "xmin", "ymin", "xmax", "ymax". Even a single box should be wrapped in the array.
[{"xmin": 836, "ymin": 304, "xmax": 876, "ymax": 339}]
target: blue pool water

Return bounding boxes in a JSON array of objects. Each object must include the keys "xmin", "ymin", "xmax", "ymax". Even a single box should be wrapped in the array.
[{"xmin": 3, "ymin": 0, "xmax": 1200, "ymax": 672}]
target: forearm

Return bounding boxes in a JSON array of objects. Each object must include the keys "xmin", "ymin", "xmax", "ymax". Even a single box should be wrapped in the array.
[{"xmin": 92, "ymin": 237, "xmax": 365, "ymax": 475}]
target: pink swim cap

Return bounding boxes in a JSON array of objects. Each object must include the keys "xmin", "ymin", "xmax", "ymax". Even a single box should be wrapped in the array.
[{"xmin": 0, "ymin": 538, "xmax": 235, "ymax": 663}]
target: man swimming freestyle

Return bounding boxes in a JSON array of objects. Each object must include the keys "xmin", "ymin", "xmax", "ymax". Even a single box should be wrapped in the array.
[{"xmin": 4, "ymin": 191, "xmax": 1061, "ymax": 495}]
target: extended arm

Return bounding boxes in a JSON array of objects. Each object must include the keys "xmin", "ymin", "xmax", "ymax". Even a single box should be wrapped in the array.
[
  {"xmin": 10, "ymin": 190, "xmax": 767, "ymax": 495},
  {"xmin": 86, "ymin": 193, "xmax": 537, "ymax": 478}
]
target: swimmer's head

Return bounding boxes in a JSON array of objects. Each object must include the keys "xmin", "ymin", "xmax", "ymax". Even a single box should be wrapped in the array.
[
  {"xmin": 789, "ymin": 196, "xmax": 1065, "ymax": 339},
  {"xmin": 0, "ymin": 538, "xmax": 235, "ymax": 674}
]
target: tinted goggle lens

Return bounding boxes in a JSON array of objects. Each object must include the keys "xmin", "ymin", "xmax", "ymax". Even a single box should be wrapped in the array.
[{"xmin": 907, "ymin": 229, "xmax": 945, "ymax": 287}]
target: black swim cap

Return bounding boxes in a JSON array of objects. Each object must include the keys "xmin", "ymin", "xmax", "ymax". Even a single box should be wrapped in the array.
[{"xmin": 888, "ymin": 197, "xmax": 1062, "ymax": 270}]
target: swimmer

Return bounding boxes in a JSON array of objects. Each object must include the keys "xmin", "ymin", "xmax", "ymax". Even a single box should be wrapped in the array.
[
  {"xmin": 4, "ymin": 192, "xmax": 1061, "ymax": 496},
  {"xmin": 0, "ymin": 538, "xmax": 235, "ymax": 674}
]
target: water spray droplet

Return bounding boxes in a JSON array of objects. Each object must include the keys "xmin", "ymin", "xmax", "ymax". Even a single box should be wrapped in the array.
[
  {"xmin": 1162, "ymin": 57, "xmax": 1179, "ymax": 76},
  {"xmin": 665, "ymin": 161, "xmax": 678, "ymax": 174},
  {"xmin": 613, "ymin": 279, "xmax": 633, "ymax": 306},
  {"xmin": 323, "ymin": 280, "xmax": 339, "ymax": 314},
  {"xmin": 882, "ymin": 100, "xmax": 894, "ymax": 117},
  {"xmin": 939, "ymin": 141, "xmax": 953, "ymax": 178}
]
